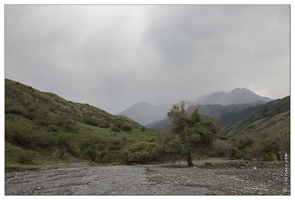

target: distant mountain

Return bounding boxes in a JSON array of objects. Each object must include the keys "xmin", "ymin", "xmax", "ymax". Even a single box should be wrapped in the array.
[
  {"xmin": 146, "ymin": 101, "xmax": 268, "ymax": 130},
  {"xmin": 146, "ymin": 118, "xmax": 170, "ymax": 130},
  {"xmin": 196, "ymin": 88, "xmax": 273, "ymax": 105},
  {"xmin": 116, "ymin": 102, "xmax": 171, "ymax": 126},
  {"xmin": 199, "ymin": 101, "xmax": 266, "ymax": 116},
  {"xmin": 121, "ymin": 88, "xmax": 273, "ymax": 128},
  {"xmin": 220, "ymin": 99, "xmax": 280, "ymax": 126}
]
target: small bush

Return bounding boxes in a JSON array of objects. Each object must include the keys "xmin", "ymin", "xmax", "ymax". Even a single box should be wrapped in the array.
[
  {"xmin": 238, "ymin": 137, "xmax": 254, "ymax": 150},
  {"xmin": 98, "ymin": 121, "xmax": 110, "ymax": 128},
  {"xmin": 121, "ymin": 125, "xmax": 132, "ymax": 132},
  {"xmin": 229, "ymin": 147, "xmax": 244, "ymax": 159},
  {"xmin": 261, "ymin": 152, "xmax": 276, "ymax": 161},
  {"xmin": 141, "ymin": 127, "xmax": 146, "ymax": 132},
  {"xmin": 83, "ymin": 147, "xmax": 99, "ymax": 162},
  {"xmin": 111, "ymin": 125, "xmax": 120, "ymax": 132},
  {"xmin": 84, "ymin": 117, "xmax": 98, "ymax": 126},
  {"xmin": 25, "ymin": 113, "xmax": 36, "ymax": 120},
  {"xmin": 17, "ymin": 151, "xmax": 36, "ymax": 164},
  {"xmin": 122, "ymin": 142, "xmax": 159, "ymax": 164}
]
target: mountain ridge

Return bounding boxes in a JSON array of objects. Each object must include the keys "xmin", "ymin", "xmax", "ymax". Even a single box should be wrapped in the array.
[
  {"xmin": 115, "ymin": 102, "xmax": 171, "ymax": 126},
  {"xmin": 195, "ymin": 88, "xmax": 273, "ymax": 105},
  {"xmin": 116, "ymin": 88, "xmax": 274, "ymax": 127}
]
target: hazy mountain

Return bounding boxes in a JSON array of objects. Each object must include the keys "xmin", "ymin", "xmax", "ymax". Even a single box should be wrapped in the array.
[
  {"xmin": 220, "ymin": 99, "xmax": 280, "ymax": 126},
  {"xmin": 116, "ymin": 102, "xmax": 171, "ymax": 126},
  {"xmin": 121, "ymin": 88, "xmax": 273, "ymax": 128},
  {"xmin": 196, "ymin": 88, "xmax": 273, "ymax": 105},
  {"xmin": 199, "ymin": 101, "xmax": 266, "ymax": 116},
  {"xmin": 146, "ymin": 118, "xmax": 170, "ymax": 130},
  {"xmin": 146, "ymin": 101, "xmax": 269, "ymax": 130}
]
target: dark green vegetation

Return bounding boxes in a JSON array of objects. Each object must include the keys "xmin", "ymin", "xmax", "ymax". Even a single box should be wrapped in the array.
[
  {"xmin": 5, "ymin": 79, "xmax": 158, "ymax": 167},
  {"xmin": 5, "ymin": 79, "xmax": 290, "ymax": 170},
  {"xmin": 216, "ymin": 96, "xmax": 290, "ymax": 161},
  {"xmin": 158, "ymin": 101, "xmax": 220, "ymax": 167}
]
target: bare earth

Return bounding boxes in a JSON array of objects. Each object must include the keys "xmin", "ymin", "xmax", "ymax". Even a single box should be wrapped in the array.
[{"xmin": 5, "ymin": 158, "xmax": 290, "ymax": 195}]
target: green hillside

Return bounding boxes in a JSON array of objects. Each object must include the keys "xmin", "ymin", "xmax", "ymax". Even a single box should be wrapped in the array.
[
  {"xmin": 219, "ymin": 96, "xmax": 290, "ymax": 160},
  {"xmin": 5, "ymin": 79, "xmax": 159, "ymax": 168}
]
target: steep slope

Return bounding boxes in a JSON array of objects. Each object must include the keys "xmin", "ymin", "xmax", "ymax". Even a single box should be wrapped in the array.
[
  {"xmin": 5, "ymin": 79, "xmax": 159, "ymax": 167},
  {"xmin": 220, "ymin": 96, "xmax": 290, "ymax": 137},
  {"xmin": 199, "ymin": 101, "xmax": 266, "ymax": 116},
  {"xmin": 220, "ymin": 96, "xmax": 290, "ymax": 160},
  {"xmin": 196, "ymin": 88, "xmax": 272, "ymax": 105},
  {"xmin": 116, "ymin": 102, "xmax": 170, "ymax": 126},
  {"xmin": 5, "ymin": 79, "xmax": 141, "ymax": 129},
  {"xmin": 220, "ymin": 99, "xmax": 280, "ymax": 126}
]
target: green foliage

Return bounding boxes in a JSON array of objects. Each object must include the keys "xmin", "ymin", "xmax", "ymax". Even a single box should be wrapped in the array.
[
  {"xmin": 121, "ymin": 125, "xmax": 132, "ymax": 132},
  {"xmin": 122, "ymin": 142, "xmax": 159, "ymax": 164},
  {"xmin": 261, "ymin": 152, "xmax": 276, "ymax": 161},
  {"xmin": 160, "ymin": 101, "xmax": 220, "ymax": 166},
  {"xmin": 237, "ymin": 137, "xmax": 254, "ymax": 150},
  {"xmin": 141, "ymin": 126, "xmax": 146, "ymax": 132},
  {"xmin": 213, "ymin": 139, "xmax": 232, "ymax": 157},
  {"xmin": 17, "ymin": 151, "xmax": 36, "ymax": 164},
  {"xmin": 5, "ymin": 126, "xmax": 32, "ymax": 147},
  {"xmin": 229, "ymin": 147, "xmax": 244, "ymax": 159},
  {"xmin": 110, "ymin": 125, "xmax": 121, "ymax": 132},
  {"xmin": 84, "ymin": 117, "xmax": 100, "ymax": 126},
  {"xmin": 5, "ymin": 79, "xmax": 160, "ymax": 167}
]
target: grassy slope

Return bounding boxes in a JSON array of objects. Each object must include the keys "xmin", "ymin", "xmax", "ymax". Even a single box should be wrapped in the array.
[
  {"xmin": 5, "ymin": 79, "xmax": 159, "ymax": 168},
  {"xmin": 219, "ymin": 96, "xmax": 290, "ymax": 159},
  {"xmin": 220, "ymin": 96, "xmax": 290, "ymax": 137}
]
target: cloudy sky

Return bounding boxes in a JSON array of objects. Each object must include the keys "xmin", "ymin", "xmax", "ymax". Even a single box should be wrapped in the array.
[{"xmin": 5, "ymin": 5, "xmax": 290, "ymax": 114}]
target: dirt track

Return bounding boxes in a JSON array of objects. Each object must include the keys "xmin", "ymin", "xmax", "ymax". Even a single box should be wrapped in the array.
[{"xmin": 5, "ymin": 158, "xmax": 290, "ymax": 195}]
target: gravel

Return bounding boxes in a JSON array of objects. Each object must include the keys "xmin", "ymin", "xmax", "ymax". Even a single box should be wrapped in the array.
[{"xmin": 5, "ymin": 158, "xmax": 290, "ymax": 195}]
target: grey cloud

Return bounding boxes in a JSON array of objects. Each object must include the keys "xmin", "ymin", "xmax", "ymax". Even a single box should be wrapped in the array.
[{"xmin": 5, "ymin": 5, "xmax": 290, "ymax": 114}]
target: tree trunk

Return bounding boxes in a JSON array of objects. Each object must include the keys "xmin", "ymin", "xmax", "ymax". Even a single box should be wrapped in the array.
[{"xmin": 186, "ymin": 153, "xmax": 194, "ymax": 167}]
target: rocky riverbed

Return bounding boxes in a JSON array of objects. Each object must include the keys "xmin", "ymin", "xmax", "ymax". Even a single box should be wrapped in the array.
[{"xmin": 5, "ymin": 158, "xmax": 290, "ymax": 195}]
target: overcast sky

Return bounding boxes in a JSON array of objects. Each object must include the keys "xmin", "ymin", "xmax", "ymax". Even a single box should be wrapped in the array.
[{"xmin": 5, "ymin": 5, "xmax": 290, "ymax": 114}]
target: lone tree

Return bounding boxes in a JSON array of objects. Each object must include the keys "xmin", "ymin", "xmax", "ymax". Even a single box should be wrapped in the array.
[{"xmin": 163, "ymin": 101, "xmax": 220, "ymax": 167}]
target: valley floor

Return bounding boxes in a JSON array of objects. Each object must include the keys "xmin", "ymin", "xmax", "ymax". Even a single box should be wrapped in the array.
[{"xmin": 5, "ymin": 158, "xmax": 290, "ymax": 195}]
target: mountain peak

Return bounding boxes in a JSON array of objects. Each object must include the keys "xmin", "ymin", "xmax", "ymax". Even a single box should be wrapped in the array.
[
  {"xmin": 116, "ymin": 102, "xmax": 170, "ymax": 126},
  {"xmin": 196, "ymin": 88, "xmax": 272, "ymax": 106}
]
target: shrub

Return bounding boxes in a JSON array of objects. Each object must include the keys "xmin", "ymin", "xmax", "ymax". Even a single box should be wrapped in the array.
[
  {"xmin": 25, "ymin": 113, "xmax": 36, "ymax": 120},
  {"xmin": 141, "ymin": 126, "xmax": 146, "ymax": 132},
  {"xmin": 111, "ymin": 125, "xmax": 120, "ymax": 132},
  {"xmin": 5, "ymin": 105, "xmax": 25, "ymax": 115},
  {"xmin": 6, "ymin": 126, "xmax": 32, "ymax": 147},
  {"xmin": 68, "ymin": 144, "xmax": 82, "ymax": 158},
  {"xmin": 55, "ymin": 116, "xmax": 79, "ymax": 133},
  {"xmin": 121, "ymin": 125, "xmax": 132, "ymax": 132},
  {"xmin": 238, "ymin": 137, "xmax": 254, "ymax": 150},
  {"xmin": 98, "ymin": 121, "xmax": 110, "ymax": 128},
  {"xmin": 84, "ymin": 117, "xmax": 98, "ymax": 126},
  {"xmin": 31, "ymin": 131, "xmax": 57, "ymax": 149},
  {"xmin": 261, "ymin": 152, "xmax": 276, "ymax": 161},
  {"xmin": 229, "ymin": 147, "xmax": 244, "ymax": 159},
  {"xmin": 17, "ymin": 151, "xmax": 36, "ymax": 164},
  {"xmin": 83, "ymin": 147, "xmax": 99, "ymax": 162},
  {"xmin": 213, "ymin": 139, "xmax": 232, "ymax": 157},
  {"xmin": 122, "ymin": 142, "xmax": 159, "ymax": 164}
]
